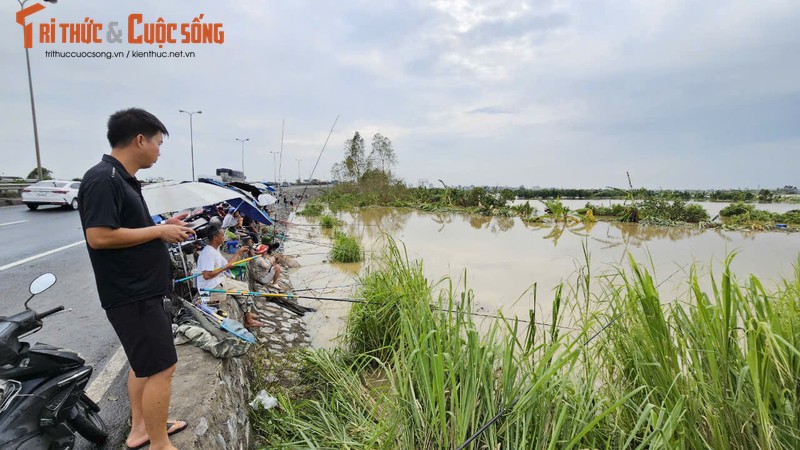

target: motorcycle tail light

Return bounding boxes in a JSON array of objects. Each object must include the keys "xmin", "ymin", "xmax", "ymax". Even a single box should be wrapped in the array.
[{"xmin": 0, "ymin": 379, "xmax": 21, "ymax": 413}]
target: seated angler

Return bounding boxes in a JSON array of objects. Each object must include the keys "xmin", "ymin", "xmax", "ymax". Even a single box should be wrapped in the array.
[
  {"xmin": 196, "ymin": 225, "xmax": 264, "ymax": 328},
  {"xmin": 221, "ymin": 209, "xmax": 242, "ymax": 230},
  {"xmin": 246, "ymin": 243, "xmax": 283, "ymax": 292}
]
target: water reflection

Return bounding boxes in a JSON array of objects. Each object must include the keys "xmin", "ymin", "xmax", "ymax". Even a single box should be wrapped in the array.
[
  {"xmin": 468, "ymin": 215, "xmax": 515, "ymax": 234},
  {"xmin": 468, "ymin": 215, "xmax": 491, "ymax": 230},
  {"xmin": 292, "ymin": 207, "xmax": 800, "ymax": 347},
  {"xmin": 431, "ymin": 212, "xmax": 454, "ymax": 233},
  {"xmin": 341, "ymin": 207, "xmax": 411, "ymax": 237}
]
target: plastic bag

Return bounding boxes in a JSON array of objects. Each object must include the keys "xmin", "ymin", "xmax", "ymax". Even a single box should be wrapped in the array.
[{"xmin": 249, "ymin": 390, "xmax": 278, "ymax": 410}]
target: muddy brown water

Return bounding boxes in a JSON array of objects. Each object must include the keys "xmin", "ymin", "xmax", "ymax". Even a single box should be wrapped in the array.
[{"xmin": 285, "ymin": 206, "xmax": 800, "ymax": 348}]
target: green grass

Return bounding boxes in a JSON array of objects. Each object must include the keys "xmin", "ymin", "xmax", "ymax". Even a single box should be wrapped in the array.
[
  {"xmin": 319, "ymin": 214, "xmax": 340, "ymax": 229},
  {"xmin": 252, "ymin": 240, "xmax": 800, "ymax": 449},
  {"xmin": 329, "ymin": 231, "xmax": 363, "ymax": 263},
  {"xmin": 298, "ymin": 202, "xmax": 324, "ymax": 217}
]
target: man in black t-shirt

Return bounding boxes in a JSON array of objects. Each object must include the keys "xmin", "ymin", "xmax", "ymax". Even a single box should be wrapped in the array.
[{"xmin": 78, "ymin": 108, "xmax": 193, "ymax": 450}]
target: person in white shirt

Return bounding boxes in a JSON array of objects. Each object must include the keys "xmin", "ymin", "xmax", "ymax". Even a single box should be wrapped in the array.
[
  {"xmin": 221, "ymin": 210, "xmax": 241, "ymax": 230},
  {"xmin": 196, "ymin": 225, "xmax": 264, "ymax": 328}
]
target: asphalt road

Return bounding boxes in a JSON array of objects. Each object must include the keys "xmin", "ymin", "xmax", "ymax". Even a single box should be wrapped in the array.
[{"xmin": 0, "ymin": 204, "xmax": 132, "ymax": 449}]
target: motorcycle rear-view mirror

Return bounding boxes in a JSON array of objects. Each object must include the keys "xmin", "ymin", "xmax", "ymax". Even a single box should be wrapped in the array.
[{"xmin": 29, "ymin": 273, "xmax": 57, "ymax": 295}]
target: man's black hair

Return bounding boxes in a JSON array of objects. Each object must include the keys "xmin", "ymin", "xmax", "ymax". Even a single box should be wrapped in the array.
[
  {"xmin": 205, "ymin": 225, "xmax": 221, "ymax": 240},
  {"xmin": 107, "ymin": 107, "xmax": 169, "ymax": 148}
]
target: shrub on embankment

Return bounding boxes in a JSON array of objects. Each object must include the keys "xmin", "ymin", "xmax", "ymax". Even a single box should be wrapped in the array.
[{"xmin": 251, "ymin": 239, "xmax": 800, "ymax": 449}]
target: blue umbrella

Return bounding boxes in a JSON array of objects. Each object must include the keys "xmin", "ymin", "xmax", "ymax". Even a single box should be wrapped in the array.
[
  {"xmin": 227, "ymin": 197, "xmax": 274, "ymax": 225},
  {"xmin": 198, "ymin": 178, "xmax": 273, "ymax": 225}
]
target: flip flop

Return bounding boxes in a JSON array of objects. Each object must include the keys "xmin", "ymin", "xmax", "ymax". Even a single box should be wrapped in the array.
[{"xmin": 126, "ymin": 420, "xmax": 189, "ymax": 450}]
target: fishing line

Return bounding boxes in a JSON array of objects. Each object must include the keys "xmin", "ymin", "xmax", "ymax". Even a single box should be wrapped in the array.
[
  {"xmin": 456, "ymin": 261, "xmax": 693, "ymax": 450},
  {"xmin": 173, "ymin": 255, "xmax": 257, "ymax": 283},
  {"xmin": 291, "ymin": 283, "xmax": 362, "ymax": 292},
  {"xmin": 201, "ymin": 288, "xmax": 576, "ymax": 331},
  {"xmin": 278, "ymin": 115, "xmax": 339, "ymax": 243}
]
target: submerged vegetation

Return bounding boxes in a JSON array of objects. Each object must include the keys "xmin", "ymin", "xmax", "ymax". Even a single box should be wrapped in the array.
[
  {"xmin": 319, "ymin": 179, "xmax": 800, "ymax": 231},
  {"xmin": 720, "ymin": 202, "xmax": 800, "ymax": 227},
  {"xmin": 329, "ymin": 231, "xmax": 363, "ymax": 263},
  {"xmin": 252, "ymin": 240, "xmax": 800, "ymax": 449},
  {"xmin": 297, "ymin": 202, "xmax": 324, "ymax": 217},
  {"xmin": 318, "ymin": 214, "xmax": 340, "ymax": 229},
  {"xmin": 318, "ymin": 130, "xmax": 795, "ymax": 231}
]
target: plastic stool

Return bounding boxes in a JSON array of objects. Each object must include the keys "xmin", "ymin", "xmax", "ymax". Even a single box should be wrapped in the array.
[{"xmin": 224, "ymin": 240, "xmax": 239, "ymax": 253}]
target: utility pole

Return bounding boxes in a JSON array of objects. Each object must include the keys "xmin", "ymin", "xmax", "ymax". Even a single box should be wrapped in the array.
[{"xmin": 18, "ymin": 0, "xmax": 58, "ymax": 180}]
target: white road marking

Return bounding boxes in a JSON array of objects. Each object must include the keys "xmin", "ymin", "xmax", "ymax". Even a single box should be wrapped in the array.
[
  {"xmin": 0, "ymin": 220, "xmax": 28, "ymax": 227},
  {"xmin": 86, "ymin": 346, "xmax": 128, "ymax": 403},
  {"xmin": 0, "ymin": 239, "xmax": 85, "ymax": 272}
]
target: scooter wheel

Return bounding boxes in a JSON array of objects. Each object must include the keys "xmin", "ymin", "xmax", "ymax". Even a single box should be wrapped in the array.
[{"xmin": 69, "ymin": 395, "xmax": 108, "ymax": 444}]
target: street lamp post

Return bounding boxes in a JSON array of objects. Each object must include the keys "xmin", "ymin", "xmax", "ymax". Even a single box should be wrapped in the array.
[
  {"xmin": 235, "ymin": 138, "xmax": 249, "ymax": 174},
  {"xmin": 296, "ymin": 158, "xmax": 302, "ymax": 184},
  {"xmin": 178, "ymin": 110, "xmax": 201, "ymax": 181},
  {"xmin": 18, "ymin": 0, "xmax": 57, "ymax": 181},
  {"xmin": 270, "ymin": 151, "xmax": 279, "ymax": 183}
]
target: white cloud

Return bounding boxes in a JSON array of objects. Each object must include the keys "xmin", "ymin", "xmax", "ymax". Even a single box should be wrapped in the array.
[{"xmin": 0, "ymin": 0, "xmax": 797, "ymax": 189}]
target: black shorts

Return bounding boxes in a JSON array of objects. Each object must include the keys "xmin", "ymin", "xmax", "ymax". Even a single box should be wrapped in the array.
[{"xmin": 106, "ymin": 297, "xmax": 177, "ymax": 378}]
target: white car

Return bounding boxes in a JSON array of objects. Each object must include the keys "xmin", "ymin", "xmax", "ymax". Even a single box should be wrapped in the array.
[{"xmin": 22, "ymin": 180, "xmax": 80, "ymax": 210}]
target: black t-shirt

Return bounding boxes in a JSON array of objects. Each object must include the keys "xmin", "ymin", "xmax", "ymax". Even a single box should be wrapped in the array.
[{"xmin": 78, "ymin": 154, "xmax": 172, "ymax": 310}]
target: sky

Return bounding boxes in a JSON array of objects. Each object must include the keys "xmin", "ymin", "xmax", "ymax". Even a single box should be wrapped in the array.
[{"xmin": 1, "ymin": 0, "xmax": 798, "ymax": 190}]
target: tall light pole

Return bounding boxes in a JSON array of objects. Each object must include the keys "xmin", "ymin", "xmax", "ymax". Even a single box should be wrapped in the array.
[
  {"xmin": 235, "ymin": 138, "xmax": 249, "ymax": 175},
  {"xmin": 18, "ymin": 0, "xmax": 57, "ymax": 181},
  {"xmin": 269, "ymin": 151, "xmax": 279, "ymax": 183},
  {"xmin": 178, "ymin": 110, "xmax": 201, "ymax": 181},
  {"xmin": 296, "ymin": 158, "xmax": 302, "ymax": 184}
]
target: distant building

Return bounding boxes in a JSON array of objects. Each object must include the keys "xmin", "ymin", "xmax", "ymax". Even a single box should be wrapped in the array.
[{"xmin": 216, "ymin": 168, "xmax": 245, "ymax": 182}]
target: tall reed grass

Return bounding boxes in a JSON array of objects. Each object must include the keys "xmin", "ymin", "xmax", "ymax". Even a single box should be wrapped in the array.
[
  {"xmin": 252, "ymin": 240, "xmax": 800, "ymax": 449},
  {"xmin": 319, "ymin": 214, "xmax": 340, "ymax": 229},
  {"xmin": 329, "ymin": 231, "xmax": 363, "ymax": 263}
]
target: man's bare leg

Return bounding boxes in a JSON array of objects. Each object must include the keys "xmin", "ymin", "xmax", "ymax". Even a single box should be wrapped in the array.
[
  {"xmin": 125, "ymin": 365, "xmax": 181, "ymax": 450},
  {"xmin": 271, "ymin": 265, "xmax": 282, "ymax": 285},
  {"xmin": 141, "ymin": 364, "xmax": 178, "ymax": 450},
  {"xmin": 245, "ymin": 310, "xmax": 264, "ymax": 327},
  {"xmin": 126, "ymin": 369, "xmax": 148, "ymax": 447}
]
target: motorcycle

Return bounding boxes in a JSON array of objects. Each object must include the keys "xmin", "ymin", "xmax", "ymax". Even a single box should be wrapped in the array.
[{"xmin": 0, "ymin": 273, "xmax": 107, "ymax": 449}]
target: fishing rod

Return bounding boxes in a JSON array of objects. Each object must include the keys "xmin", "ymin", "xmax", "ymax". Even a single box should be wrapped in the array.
[
  {"xmin": 284, "ymin": 237, "xmax": 334, "ymax": 248},
  {"xmin": 173, "ymin": 255, "xmax": 258, "ymax": 283},
  {"xmin": 279, "ymin": 221, "xmax": 381, "ymax": 228},
  {"xmin": 276, "ymin": 114, "xmax": 339, "ymax": 243},
  {"xmin": 199, "ymin": 289, "xmax": 577, "ymax": 330},
  {"xmin": 291, "ymin": 283, "xmax": 362, "ymax": 292}
]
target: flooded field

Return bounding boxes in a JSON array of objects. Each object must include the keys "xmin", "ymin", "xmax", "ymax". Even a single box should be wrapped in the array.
[
  {"xmin": 513, "ymin": 199, "xmax": 800, "ymax": 220},
  {"xmin": 285, "ymin": 206, "xmax": 800, "ymax": 347}
]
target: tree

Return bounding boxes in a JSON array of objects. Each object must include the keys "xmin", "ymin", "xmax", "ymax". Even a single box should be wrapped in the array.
[
  {"xmin": 338, "ymin": 131, "xmax": 366, "ymax": 181},
  {"xmin": 27, "ymin": 167, "xmax": 53, "ymax": 180},
  {"xmin": 500, "ymin": 188, "xmax": 515, "ymax": 202},
  {"xmin": 368, "ymin": 133, "xmax": 396, "ymax": 174}
]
